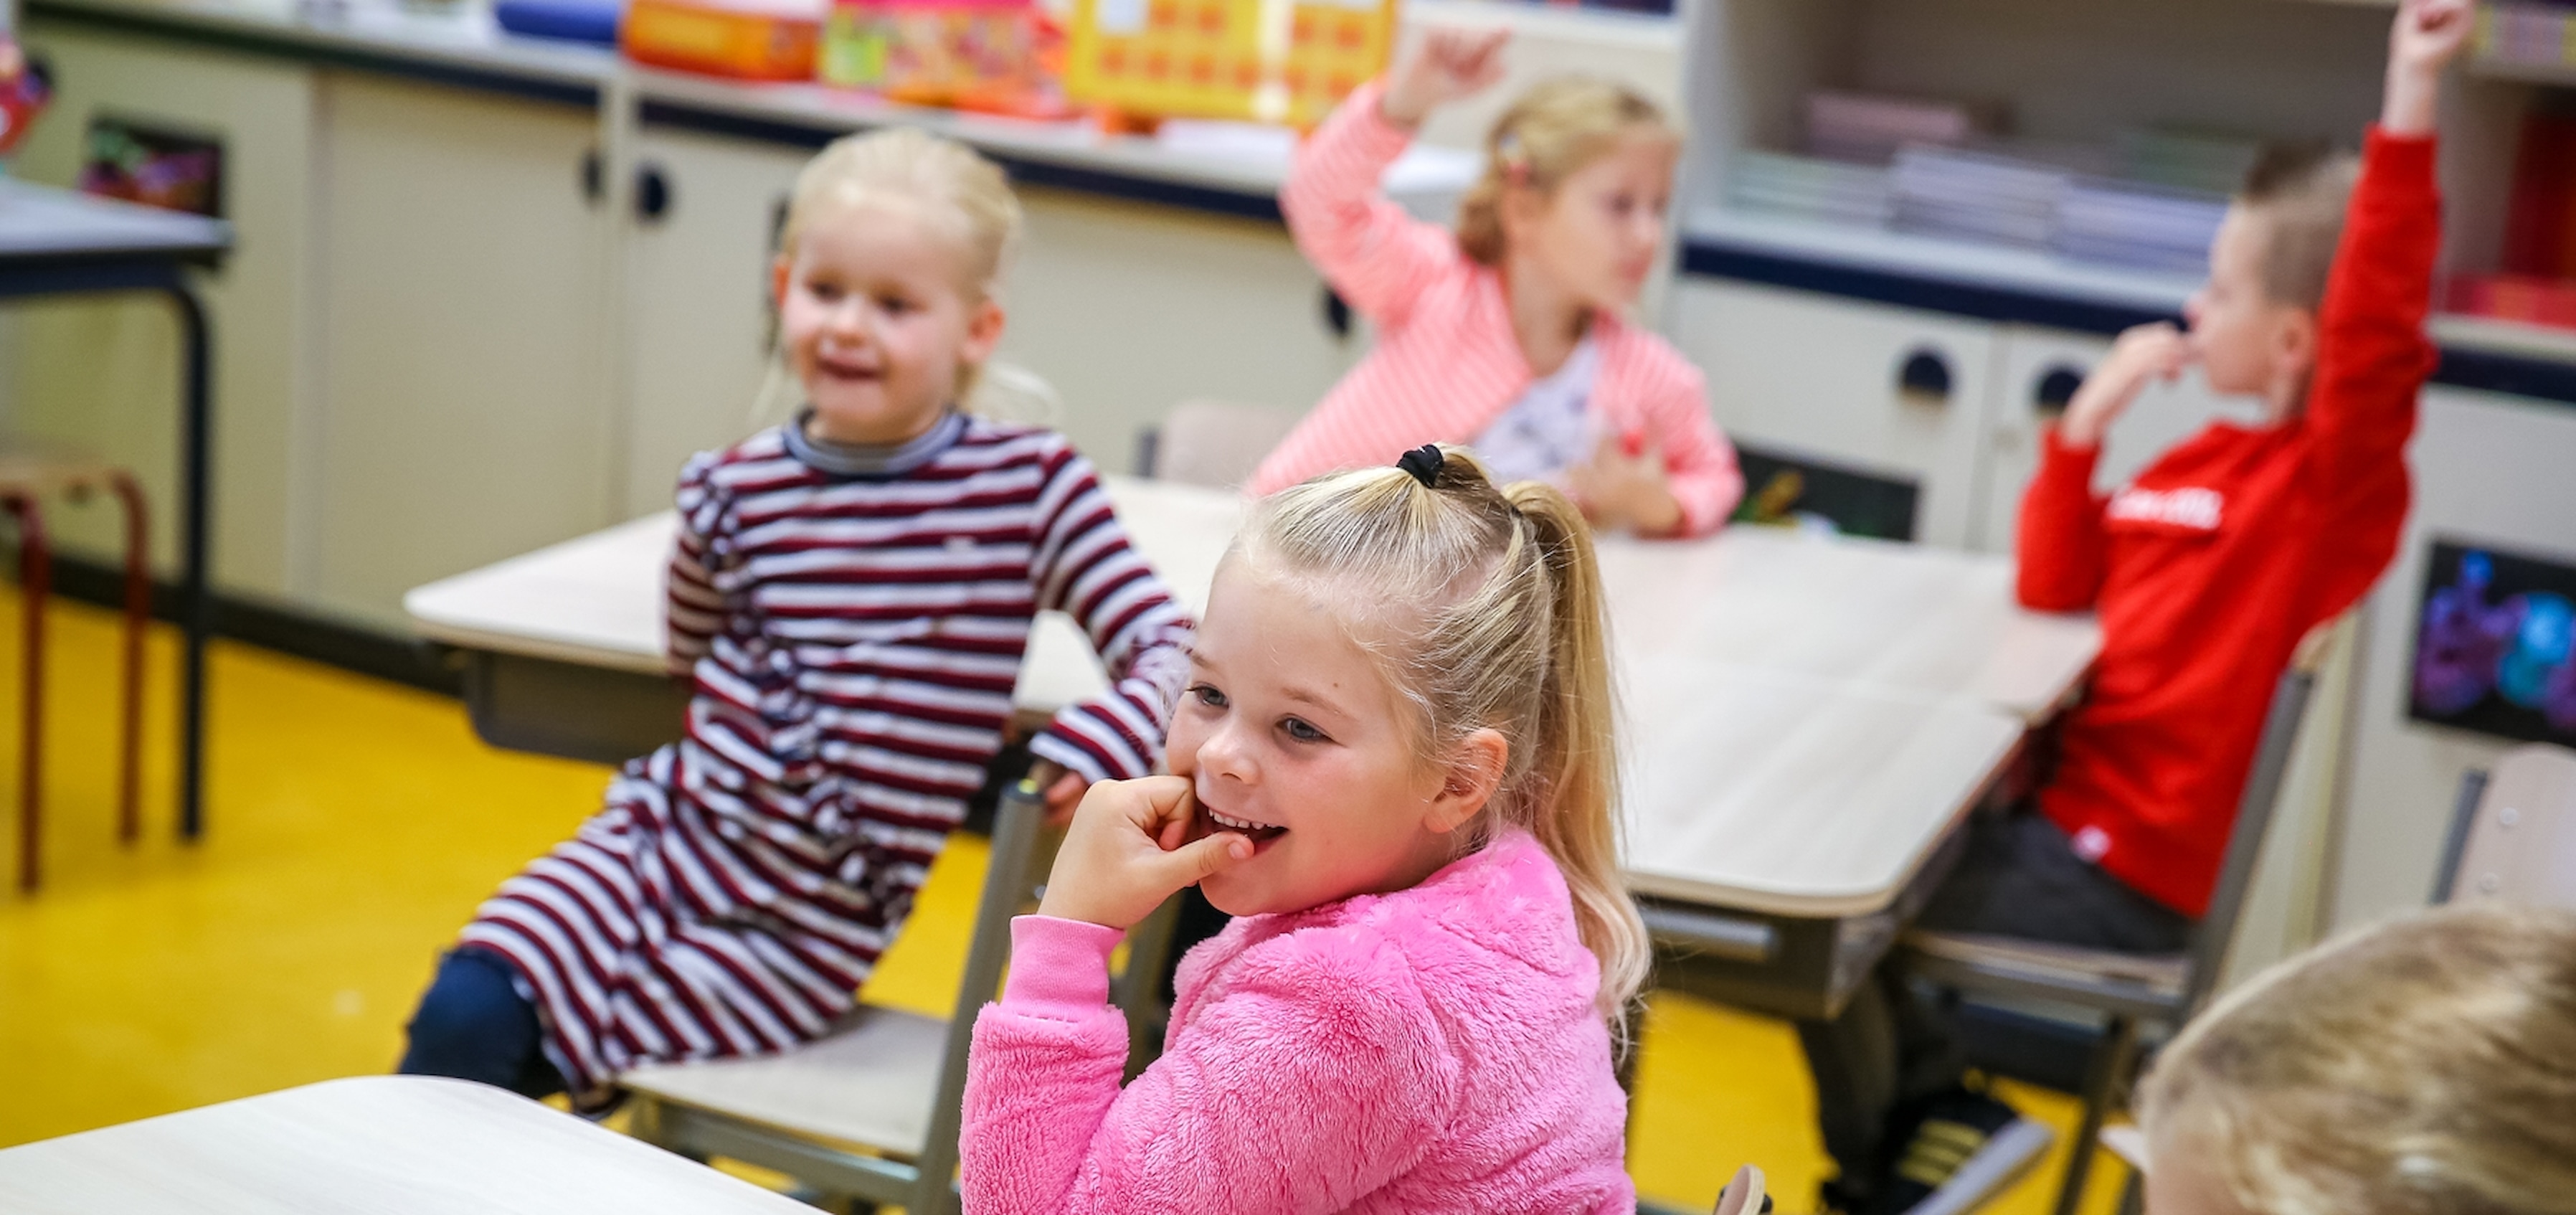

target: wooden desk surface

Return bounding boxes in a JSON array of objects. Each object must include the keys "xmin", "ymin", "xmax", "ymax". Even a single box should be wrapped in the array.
[
  {"xmin": 1620, "ymin": 662, "xmax": 2023, "ymax": 916},
  {"xmin": 0, "ymin": 1076, "xmax": 812, "ymax": 1214}
]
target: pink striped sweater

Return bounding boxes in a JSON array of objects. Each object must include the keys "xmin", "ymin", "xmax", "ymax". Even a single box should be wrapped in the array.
[
  {"xmin": 960, "ymin": 831, "xmax": 1635, "ymax": 1215},
  {"xmin": 1249, "ymin": 81, "xmax": 1743, "ymax": 536}
]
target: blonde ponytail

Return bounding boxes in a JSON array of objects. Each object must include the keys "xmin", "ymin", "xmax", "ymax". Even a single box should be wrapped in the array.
[{"xmin": 1242, "ymin": 447, "xmax": 1647, "ymax": 1022}]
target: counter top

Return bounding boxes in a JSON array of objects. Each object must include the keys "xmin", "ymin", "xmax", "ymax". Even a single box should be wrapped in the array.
[{"xmin": 27, "ymin": 0, "xmax": 1478, "ymax": 217}]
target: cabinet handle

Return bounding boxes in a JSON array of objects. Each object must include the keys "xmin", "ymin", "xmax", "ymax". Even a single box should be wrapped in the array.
[
  {"xmin": 1320, "ymin": 285, "xmax": 1351, "ymax": 341},
  {"xmin": 579, "ymin": 149, "xmax": 604, "ymax": 207},
  {"xmin": 1896, "ymin": 348, "xmax": 1954, "ymax": 406},
  {"xmin": 635, "ymin": 164, "xmax": 673, "ymax": 224},
  {"xmin": 2033, "ymin": 364, "xmax": 2087, "ymax": 419}
]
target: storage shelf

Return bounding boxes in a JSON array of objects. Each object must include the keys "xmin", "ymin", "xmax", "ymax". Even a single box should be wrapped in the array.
[{"xmin": 2468, "ymin": 54, "xmax": 2576, "ymax": 88}]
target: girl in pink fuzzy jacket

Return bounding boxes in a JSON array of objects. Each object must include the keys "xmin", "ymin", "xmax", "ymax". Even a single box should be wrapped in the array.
[{"xmin": 961, "ymin": 445, "xmax": 1647, "ymax": 1214}]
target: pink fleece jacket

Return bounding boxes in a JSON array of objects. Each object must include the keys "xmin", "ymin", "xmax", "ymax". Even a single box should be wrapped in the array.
[
  {"xmin": 1249, "ymin": 80, "xmax": 1743, "ymax": 536},
  {"xmin": 960, "ymin": 830, "xmax": 1634, "ymax": 1214}
]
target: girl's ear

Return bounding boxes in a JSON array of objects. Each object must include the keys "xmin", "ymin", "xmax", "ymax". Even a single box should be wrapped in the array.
[
  {"xmin": 770, "ymin": 255, "xmax": 792, "ymax": 311},
  {"xmin": 1426, "ymin": 728, "xmax": 1509, "ymax": 834},
  {"xmin": 1497, "ymin": 183, "xmax": 1548, "ymax": 250},
  {"xmin": 961, "ymin": 295, "xmax": 1006, "ymax": 364}
]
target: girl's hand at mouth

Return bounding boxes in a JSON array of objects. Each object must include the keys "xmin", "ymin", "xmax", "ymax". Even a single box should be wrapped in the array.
[{"xmin": 1037, "ymin": 775, "xmax": 1255, "ymax": 931}]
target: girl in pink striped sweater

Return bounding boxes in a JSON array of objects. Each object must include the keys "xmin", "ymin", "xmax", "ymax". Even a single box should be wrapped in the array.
[
  {"xmin": 1249, "ymin": 32, "xmax": 1741, "ymax": 536},
  {"xmin": 962, "ymin": 445, "xmax": 1645, "ymax": 1214}
]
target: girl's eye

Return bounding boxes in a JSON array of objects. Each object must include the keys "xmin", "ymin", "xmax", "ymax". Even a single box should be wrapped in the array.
[
  {"xmin": 1190, "ymin": 684, "xmax": 1228, "ymax": 709},
  {"xmin": 1280, "ymin": 717, "xmax": 1328, "ymax": 743},
  {"xmin": 808, "ymin": 282, "xmax": 843, "ymax": 302},
  {"xmin": 877, "ymin": 295, "xmax": 914, "ymax": 315}
]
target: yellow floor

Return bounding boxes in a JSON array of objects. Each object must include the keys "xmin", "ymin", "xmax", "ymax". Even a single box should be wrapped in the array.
[{"xmin": 0, "ymin": 594, "xmax": 2130, "ymax": 1213}]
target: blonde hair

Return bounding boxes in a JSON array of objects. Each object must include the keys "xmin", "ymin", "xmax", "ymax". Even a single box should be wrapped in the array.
[
  {"xmin": 767, "ymin": 126, "xmax": 1024, "ymax": 408},
  {"xmin": 2137, "ymin": 904, "xmax": 2576, "ymax": 1215},
  {"xmin": 1454, "ymin": 76, "xmax": 1679, "ymax": 267},
  {"xmin": 1237, "ymin": 447, "xmax": 1649, "ymax": 1023},
  {"xmin": 2236, "ymin": 143, "xmax": 2361, "ymax": 313}
]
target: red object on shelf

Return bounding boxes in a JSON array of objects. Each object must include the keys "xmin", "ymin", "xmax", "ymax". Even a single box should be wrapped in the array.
[
  {"xmin": 2445, "ymin": 273, "xmax": 2576, "ymax": 331},
  {"xmin": 2502, "ymin": 111, "xmax": 2576, "ymax": 281}
]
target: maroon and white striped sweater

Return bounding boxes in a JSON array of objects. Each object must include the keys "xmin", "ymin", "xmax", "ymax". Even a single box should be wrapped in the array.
[{"xmin": 458, "ymin": 416, "xmax": 1193, "ymax": 1100}]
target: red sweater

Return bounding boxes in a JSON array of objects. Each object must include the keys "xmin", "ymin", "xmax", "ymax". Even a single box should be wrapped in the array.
[{"xmin": 2017, "ymin": 128, "xmax": 2440, "ymax": 917}]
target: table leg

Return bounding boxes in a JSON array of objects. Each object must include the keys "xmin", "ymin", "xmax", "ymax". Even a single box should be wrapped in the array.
[{"xmin": 167, "ymin": 285, "xmax": 212, "ymax": 841}]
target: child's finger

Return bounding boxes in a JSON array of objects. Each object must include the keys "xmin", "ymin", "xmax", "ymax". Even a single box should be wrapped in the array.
[{"xmin": 1155, "ymin": 831, "xmax": 1255, "ymax": 888}]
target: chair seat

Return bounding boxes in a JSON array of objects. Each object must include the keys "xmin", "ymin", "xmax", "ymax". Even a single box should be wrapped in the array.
[
  {"xmin": 618, "ymin": 1005, "xmax": 951, "ymax": 1159},
  {"xmin": 1901, "ymin": 930, "xmax": 2189, "ymax": 1021}
]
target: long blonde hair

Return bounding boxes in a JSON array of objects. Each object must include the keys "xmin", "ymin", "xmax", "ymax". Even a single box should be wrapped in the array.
[
  {"xmin": 757, "ymin": 126, "xmax": 1029, "ymax": 421},
  {"xmin": 2138, "ymin": 904, "xmax": 2576, "ymax": 1215},
  {"xmin": 1454, "ymin": 76, "xmax": 1679, "ymax": 266},
  {"xmin": 1239, "ymin": 446, "xmax": 1648, "ymax": 1021}
]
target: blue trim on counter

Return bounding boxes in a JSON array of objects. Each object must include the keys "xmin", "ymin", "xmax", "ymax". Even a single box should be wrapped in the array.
[
  {"xmin": 639, "ymin": 100, "xmax": 1287, "ymax": 224},
  {"xmin": 31, "ymin": 0, "xmax": 605, "ymax": 109},
  {"xmin": 1681, "ymin": 237, "xmax": 2576, "ymax": 407}
]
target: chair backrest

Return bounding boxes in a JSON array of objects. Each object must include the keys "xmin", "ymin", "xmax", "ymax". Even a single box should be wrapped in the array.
[
  {"xmin": 2181, "ymin": 617, "xmax": 2343, "ymax": 1013},
  {"xmin": 911, "ymin": 777, "xmax": 1048, "ymax": 1209},
  {"xmin": 2436, "ymin": 744, "xmax": 2576, "ymax": 909},
  {"xmin": 1142, "ymin": 400, "xmax": 1303, "ymax": 490}
]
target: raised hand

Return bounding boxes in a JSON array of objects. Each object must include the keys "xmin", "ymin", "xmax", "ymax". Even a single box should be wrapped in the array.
[
  {"xmin": 2058, "ymin": 322, "xmax": 2194, "ymax": 450},
  {"xmin": 1036, "ymin": 775, "xmax": 1251, "ymax": 931},
  {"xmin": 2384, "ymin": 0, "xmax": 2473, "ymax": 135},
  {"xmin": 1566, "ymin": 432, "xmax": 1685, "ymax": 536},
  {"xmin": 1381, "ymin": 27, "xmax": 1509, "ymax": 130}
]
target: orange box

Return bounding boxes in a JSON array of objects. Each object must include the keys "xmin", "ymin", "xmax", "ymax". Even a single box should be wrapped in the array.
[
  {"xmin": 1064, "ymin": 0, "xmax": 1397, "ymax": 126},
  {"xmin": 624, "ymin": 0, "xmax": 825, "ymax": 81}
]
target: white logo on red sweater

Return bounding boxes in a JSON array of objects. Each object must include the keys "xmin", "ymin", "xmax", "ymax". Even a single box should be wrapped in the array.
[{"xmin": 2107, "ymin": 485, "xmax": 2223, "ymax": 531}]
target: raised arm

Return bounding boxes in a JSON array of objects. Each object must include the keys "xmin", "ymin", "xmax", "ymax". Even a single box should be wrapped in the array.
[
  {"xmin": 1282, "ymin": 31, "xmax": 1504, "ymax": 327},
  {"xmin": 961, "ymin": 916, "xmax": 1461, "ymax": 1215},
  {"xmin": 1024, "ymin": 448, "xmax": 1196, "ymax": 784}
]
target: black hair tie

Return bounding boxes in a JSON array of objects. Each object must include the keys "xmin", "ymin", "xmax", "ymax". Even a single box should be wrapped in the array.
[{"xmin": 1396, "ymin": 444, "xmax": 1444, "ymax": 488}]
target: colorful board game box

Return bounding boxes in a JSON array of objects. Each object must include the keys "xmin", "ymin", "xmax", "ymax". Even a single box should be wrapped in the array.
[{"xmin": 1064, "ymin": 0, "xmax": 1396, "ymax": 127}]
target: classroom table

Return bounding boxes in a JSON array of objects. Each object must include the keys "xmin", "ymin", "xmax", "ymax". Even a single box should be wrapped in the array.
[
  {"xmin": 406, "ymin": 478, "xmax": 2100, "ymax": 1016},
  {"xmin": 0, "ymin": 181, "xmax": 230, "ymax": 842},
  {"xmin": 0, "ymin": 1075, "xmax": 815, "ymax": 1214}
]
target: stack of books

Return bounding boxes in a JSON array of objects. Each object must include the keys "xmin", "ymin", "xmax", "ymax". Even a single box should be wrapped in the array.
[
  {"xmin": 1888, "ymin": 146, "xmax": 2075, "ymax": 250},
  {"xmin": 2476, "ymin": 1, "xmax": 2576, "ymax": 72},
  {"xmin": 1804, "ymin": 91, "xmax": 1983, "ymax": 164},
  {"xmin": 2055, "ymin": 178, "xmax": 2230, "ymax": 275},
  {"xmin": 1727, "ymin": 151, "xmax": 1894, "ymax": 228},
  {"xmin": 2118, "ymin": 128, "xmax": 2264, "ymax": 196}
]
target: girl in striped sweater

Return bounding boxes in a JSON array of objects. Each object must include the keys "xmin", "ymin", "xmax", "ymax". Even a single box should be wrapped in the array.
[
  {"xmin": 397, "ymin": 128, "xmax": 1195, "ymax": 1108},
  {"xmin": 1249, "ymin": 30, "xmax": 1741, "ymax": 536}
]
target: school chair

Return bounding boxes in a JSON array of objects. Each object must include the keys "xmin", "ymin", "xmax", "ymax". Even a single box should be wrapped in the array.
[
  {"xmin": 2433, "ymin": 742, "xmax": 2576, "ymax": 908},
  {"xmin": 616, "ymin": 778, "xmax": 1182, "ymax": 1215},
  {"xmin": 1135, "ymin": 400, "xmax": 1302, "ymax": 489},
  {"xmin": 1899, "ymin": 617, "xmax": 2347, "ymax": 1215},
  {"xmin": 0, "ymin": 447, "xmax": 151, "ymax": 893}
]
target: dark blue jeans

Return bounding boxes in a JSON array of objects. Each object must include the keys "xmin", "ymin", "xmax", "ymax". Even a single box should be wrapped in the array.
[{"xmin": 397, "ymin": 946, "xmax": 567, "ymax": 1100}]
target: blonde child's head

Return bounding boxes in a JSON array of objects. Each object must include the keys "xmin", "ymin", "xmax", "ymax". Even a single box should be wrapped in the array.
[
  {"xmin": 2136, "ymin": 903, "xmax": 2576, "ymax": 1215},
  {"xmin": 1166, "ymin": 445, "xmax": 1647, "ymax": 1017},
  {"xmin": 1454, "ymin": 76, "xmax": 1680, "ymax": 313},
  {"xmin": 770, "ymin": 127, "xmax": 1025, "ymax": 444},
  {"xmin": 2183, "ymin": 143, "xmax": 2360, "ymax": 410}
]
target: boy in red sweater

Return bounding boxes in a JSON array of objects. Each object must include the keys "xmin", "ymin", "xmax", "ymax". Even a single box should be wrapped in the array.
[{"xmin": 1802, "ymin": 3, "xmax": 2470, "ymax": 1211}]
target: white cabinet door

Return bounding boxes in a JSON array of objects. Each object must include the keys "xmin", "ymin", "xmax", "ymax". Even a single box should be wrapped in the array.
[
  {"xmin": 6, "ymin": 24, "xmax": 313, "ymax": 597},
  {"xmin": 1004, "ymin": 188, "xmax": 1355, "ymax": 472},
  {"xmin": 1670, "ymin": 278, "xmax": 1999, "ymax": 547},
  {"xmin": 620, "ymin": 128, "xmax": 811, "ymax": 519},
  {"xmin": 1974, "ymin": 325, "xmax": 2260, "ymax": 553},
  {"xmin": 311, "ymin": 72, "xmax": 612, "ymax": 630}
]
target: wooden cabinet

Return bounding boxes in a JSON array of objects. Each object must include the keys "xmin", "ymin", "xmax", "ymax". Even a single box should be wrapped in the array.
[
  {"xmin": 308, "ymin": 72, "xmax": 614, "ymax": 630},
  {"xmin": 6, "ymin": 24, "xmax": 314, "ymax": 597},
  {"xmin": 1672, "ymin": 277, "xmax": 2000, "ymax": 547},
  {"xmin": 619, "ymin": 128, "xmax": 810, "ymax": 519},
  {"xmin": 1003, "ymin": 187, "xmax": 1355, "ymax": 471}
]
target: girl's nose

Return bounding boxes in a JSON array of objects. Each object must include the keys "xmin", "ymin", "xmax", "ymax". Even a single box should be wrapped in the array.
[{"xmin": 1195, "ymin": 719, "xmax": 1258, "ymax": 785}]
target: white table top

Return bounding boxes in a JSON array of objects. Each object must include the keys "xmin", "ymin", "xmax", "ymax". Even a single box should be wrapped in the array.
[
  {"xmin": 405, "ymin": 477, "xmax": 2100, "ymax": 916},
  {"xmin": 0, "ymin": 1076, "xmax": 813, "ymax": 1214},
  {"xmin": 0, "ymin": 180, "xmax": 232, "ymax": 263}
]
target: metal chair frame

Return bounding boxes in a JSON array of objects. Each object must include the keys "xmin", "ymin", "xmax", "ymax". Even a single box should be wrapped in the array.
[{"xmin": 1901, "ymin": 641, "xmax": 2329, "ymax": 1215}]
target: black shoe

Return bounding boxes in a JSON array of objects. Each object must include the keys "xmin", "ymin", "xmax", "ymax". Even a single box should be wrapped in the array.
[{"xmin": 1862, "ymin": 1089, "xmax": 2030, "ymax": 1215}]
